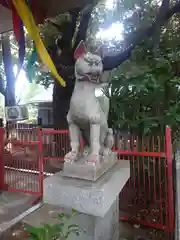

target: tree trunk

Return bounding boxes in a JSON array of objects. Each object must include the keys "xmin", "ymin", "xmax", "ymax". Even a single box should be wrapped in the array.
[
  {"xmin": 51, "ymin": 50, "xmax": 75, "ymax": 158},
  {"xmin": 53, "ymin": 78, "xmax": 74, "ymax": 130},
  {"xmin": 1, "ymin": 33, "xmax": 16, "ymax": 139},
  {"xmin": 52, "ymin": 51, "xmax": 75, "ymax": 130},
  {"xmin": 1, "ymin": 33, "xmax": 16, "ymax": 107}
]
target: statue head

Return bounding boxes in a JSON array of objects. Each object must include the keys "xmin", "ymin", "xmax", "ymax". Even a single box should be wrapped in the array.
[{"xmin": 74, "ymin": 41, "xmax": 103, "ymax": 83}]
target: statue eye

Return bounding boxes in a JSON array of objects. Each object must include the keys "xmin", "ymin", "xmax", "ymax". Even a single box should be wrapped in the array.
[
  {"xmin": 84, "ymin": 57, "xmax": 92, "ymax": 65},
  {"xmin": 85, "ymin": 58, "xmax": 93, "ymax": 66},
  {"xmin": 88, "ymin": 61, "xmax": 93, "ymax": 66}
]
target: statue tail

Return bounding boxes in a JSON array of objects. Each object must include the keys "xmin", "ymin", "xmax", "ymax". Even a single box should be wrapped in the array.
[{"xmin": 104, "ymin": 128, "xmax": 114, "ymax": 150}]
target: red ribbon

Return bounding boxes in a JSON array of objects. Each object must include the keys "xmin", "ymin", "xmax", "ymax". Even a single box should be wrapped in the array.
[
  {"xmin": 12, "ymin": 5, "xmax": 21, "ymax": 42},
  {"xmin": 12, "ymin": 3, "xmax": 25, "ymax": 75}
]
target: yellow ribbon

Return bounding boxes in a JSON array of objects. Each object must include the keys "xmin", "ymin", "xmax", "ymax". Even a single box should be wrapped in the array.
[{"xmin": 12, "ymin": 0, "xmax": 66, "ymax": 87}]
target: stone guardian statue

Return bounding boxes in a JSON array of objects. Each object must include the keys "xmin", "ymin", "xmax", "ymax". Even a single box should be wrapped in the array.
[{"xmin": 64, "ymin": 40, "xmax": 115, "ymax": 171}]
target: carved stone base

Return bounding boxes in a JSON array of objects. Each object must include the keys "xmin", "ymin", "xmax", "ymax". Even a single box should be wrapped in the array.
[
  {"xmin": 43, "ymin": 161, "xmax": 130, "ymax": 240},
  {"xmin": 62, "ymin": 152, "xmax": 117, "ymax": 181}
]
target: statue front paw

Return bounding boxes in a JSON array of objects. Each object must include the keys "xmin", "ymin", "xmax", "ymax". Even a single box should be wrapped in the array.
[
  {"xmin": 102, "ymin": 148, "xmax": 112, "ymax": 157},
  {"xmin": 64, "ymin": 150, "xmax": 79, "ymax": 163},
  {"xmin": 86, "ymin": 153, "xmax": 100, "ymax": 165}
]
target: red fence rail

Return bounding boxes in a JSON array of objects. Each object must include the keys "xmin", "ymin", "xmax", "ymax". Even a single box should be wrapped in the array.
[
  {"xmin": 3, "ymin": 127, "xmax": 41, "ymax": 196},
  {"xmin": 0, "ymin": 124, "xmax": 174, "ymax": 234},
  {"xmin": 118, "ymin": 128, "xmax": 174, "ymax": 233}
]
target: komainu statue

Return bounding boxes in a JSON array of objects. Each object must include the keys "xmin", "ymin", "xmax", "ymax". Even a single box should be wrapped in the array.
[{"xmin": 64, "ymin": 40, "xmax": 114, "ymax": 165}]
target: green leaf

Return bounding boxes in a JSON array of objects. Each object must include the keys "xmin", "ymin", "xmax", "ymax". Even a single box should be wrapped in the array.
[
  {"xmin": 68, "ymin": 224, "xmax": 81, "ymax": 229},
  {"xmin": 56, "ymin": 213, "xmax": 70, "ymax": 221},
  {"xmin": 71, "ymin": 209, "xmax": 77, "ymax": 216}
]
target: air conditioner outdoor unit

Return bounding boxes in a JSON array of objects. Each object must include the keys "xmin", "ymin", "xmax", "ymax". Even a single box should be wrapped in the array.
[{"xmin": 5, "ymin": 105, "xmax": 29, "ymax": 121}]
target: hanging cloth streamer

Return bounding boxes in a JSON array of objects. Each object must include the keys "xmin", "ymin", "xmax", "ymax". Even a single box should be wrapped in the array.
[
  {"xmin": 12, "ymin": 5, "xmax": 25, "ymax": 78},
  {"xmin": 25, "ymin": 1, "xmax": 39, "ymax": 83},
  {"xmin": 12, "ymin": 0, "xmax": 66, "ymax": 87},
  {"xmin": 12, "ymin": 7, "xmax": 21, "ymax": 41},
  {"xmin": 18, "ymin": 21, "xmax": 25, "ymax": 67}
]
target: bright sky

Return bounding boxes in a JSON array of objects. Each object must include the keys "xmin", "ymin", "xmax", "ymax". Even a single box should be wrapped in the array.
[
  {"xmin": 105, "ymin": 0, "xmax": 117, "ymax": 10},
  {"xmin": 14, "ymin": 65, "xmax": 29, "ymax": 101},
  {"xmin": 96, "ymin": 21, "xmax": 124, "ymax": 41}
]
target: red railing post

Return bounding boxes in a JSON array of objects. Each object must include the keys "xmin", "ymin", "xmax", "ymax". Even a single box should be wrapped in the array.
[
  {"xmin": 165, "ymin": 126, "xmax": 174, "ymax": 232},
  {"xmin": 0, "ymin": 124, "xmax": 4, "ymax": 190},
  {"xmin": 37, "ymin": 127, "xmax": 44, "ymax": 197}
]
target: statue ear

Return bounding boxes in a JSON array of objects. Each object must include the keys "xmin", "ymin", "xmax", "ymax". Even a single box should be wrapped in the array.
[
  {"xmin": 74, "ymin": 40, "xmax": 87, "ymax": 60},
  {"xmin": 94, "ymin": 46, "xmax": 103, "ymax": 58}
]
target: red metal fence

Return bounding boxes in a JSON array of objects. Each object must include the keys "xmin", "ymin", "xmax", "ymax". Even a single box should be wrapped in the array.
[
  {"xmin": 1, "ymin": 126, "xmax": 43, "ymax": 197},
  {"xmin": 0, "ymin": 124, "xmax": 174, "ymax": 234},
  {"xmin": 118, "ymin": 128, "xmax": 174, "ymax": 234}
]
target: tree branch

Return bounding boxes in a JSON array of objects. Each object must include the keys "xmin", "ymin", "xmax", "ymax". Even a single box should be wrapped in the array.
[
  {"xmin": 152, "ymin": 0, "xmax": 170, "ymax": 55},
  {"xmin": 73, "ymin": 4, "xmax": 94, "ymax": 50},
  {"xmin": 103, "ymin": 1, "xmax": 180, "ymax": 71},
  {"xmin": 54, "ymin": 8, "xmax": 81, "ymax": 53},
  {"xmin": 45, "ymin": 19, "xmax": 64, "ymax": 32},
  {"xmin": 49, "ymin": 8, "xmax": 82, "ymax": 61}
]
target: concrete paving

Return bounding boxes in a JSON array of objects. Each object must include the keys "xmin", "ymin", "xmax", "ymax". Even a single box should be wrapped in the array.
[{"xmin": 0, "ymin": 192, "xmax": 37, "ymax": 224}]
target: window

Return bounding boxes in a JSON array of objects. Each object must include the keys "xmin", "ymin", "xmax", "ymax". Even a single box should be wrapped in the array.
[{"xmin": 38, "ymin": 107, "xmax": 53, "ymax": 127}]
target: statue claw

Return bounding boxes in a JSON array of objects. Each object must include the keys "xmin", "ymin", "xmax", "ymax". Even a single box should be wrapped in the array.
[
  {"xmin": 64, "ymin": 150, "xmax": 79, "ymax": 163},
  {"xmin": 86, "ymin": 153, "xmax": 100, "ymax": 165},
  {"xmin": 102, "ymin": 148, "xmax": 111, "ymax": 157}
]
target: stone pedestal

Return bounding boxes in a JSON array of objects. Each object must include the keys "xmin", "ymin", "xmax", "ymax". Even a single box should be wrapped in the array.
[
  {"xmin": 63, "ymin": 152, "xmax": 118, "ymax": 181},
  {"xmin": 43, "ymin": 160, "xmax": 130, "ymax": 240}
]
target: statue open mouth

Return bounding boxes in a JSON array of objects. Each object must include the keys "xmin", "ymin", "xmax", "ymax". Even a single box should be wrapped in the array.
[
  {"xmin": 87, "ymin": 73, "xmax": 100, "ymax": 82},
  {"xmin": 77, "ymin": 71, "xmax": 100, "ymax": 83}
]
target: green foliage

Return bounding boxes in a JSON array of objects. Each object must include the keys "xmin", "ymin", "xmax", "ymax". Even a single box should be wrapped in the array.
[
  {"xmin": 105, "ymin": 53, "xmax": 180, "ymax": 135},
  {"xmin": 25, "ymin": 209, "xmax": 85, "ymax": 240},
  {"xmin": 34, "ymin": 71, "xmax": 53, "ymax": 89},
  {"xmin": 40, "ymin": 13, "xmax": 70, "ymax": 49}
]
